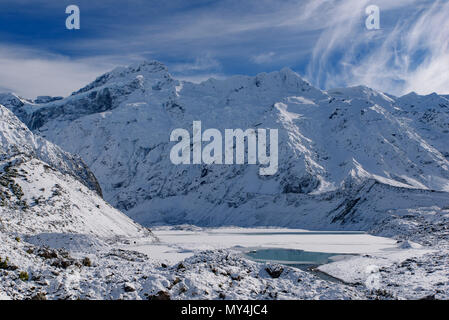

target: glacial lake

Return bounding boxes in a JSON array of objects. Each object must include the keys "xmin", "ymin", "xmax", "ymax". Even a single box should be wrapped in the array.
[
  {"xmin": 244, "ymin": 248, "xmax": 355, "ymax": 267},
  {"xmin": 127, "ymin": 227, "xmax": 398, "ymax": 267}
]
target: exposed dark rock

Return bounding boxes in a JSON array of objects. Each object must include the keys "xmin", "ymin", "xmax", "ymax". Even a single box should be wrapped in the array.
[
  {"xmin": 148, "ymin": 290, "xmax": 171, "ymax": 300},
  {"xmin": 265, "ymin": 266, "xmax": 284, "ymax": 279}
]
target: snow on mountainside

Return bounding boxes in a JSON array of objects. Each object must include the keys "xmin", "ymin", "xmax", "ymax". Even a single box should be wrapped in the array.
[
  {"xmin": 3, "ymin": 63, "xmax": 449, "ymax": 300},
  {"xmin": 0, "ymin": 104, "xmax": 102, "ymax": 196},
  {"xmin": 3, "ymin": 61, "xmax": 449, "ymax": 232},
  {"xmin": 0, "ymin": 107, "xmax": 363, "ymax": 300},
  {"xmin": 394, "ymin": 92, "xmax": 449, "ymax": 160},
  {"xmin": 0, "ymin": 104, "xmax": 150, "ymax": 238}
]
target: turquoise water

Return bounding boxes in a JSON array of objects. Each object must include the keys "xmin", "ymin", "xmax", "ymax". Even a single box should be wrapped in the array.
[
  {"xmin": 244, "ymin": 248, "xmax": 357, "ymax": 283},
  {"xmin": 244, "ymin": 248, "xmax": 356, "ymax": 280},
  {"xmin": 245, "ymin": 248, "xmax": 344, "ymax": 265}
]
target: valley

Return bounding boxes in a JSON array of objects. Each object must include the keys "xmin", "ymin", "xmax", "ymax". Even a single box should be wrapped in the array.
[{"xmin": 1, "ymin": 61, "xmax": 449, "ymax": 300}]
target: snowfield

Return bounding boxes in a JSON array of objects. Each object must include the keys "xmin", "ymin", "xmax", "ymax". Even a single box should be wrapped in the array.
[{"xmin": 1, "ymin": 61, "xmax": 449, "ymax": 300}]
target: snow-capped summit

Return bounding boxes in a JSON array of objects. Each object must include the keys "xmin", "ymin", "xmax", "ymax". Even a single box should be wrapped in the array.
[
  {"xmin": 0, "ymin": 92, "xmax": 28, "ymax": 109},
  {"xmin": 2, "ymin": 62, "xmax": 449, "ymax": 230},
  {"xmin": 3, "ymin": 61, "xmax": 174, "ymax": 131},
  {"xmin": 71, "ymin": 60, "xmax": 171, "ymax": 96}
]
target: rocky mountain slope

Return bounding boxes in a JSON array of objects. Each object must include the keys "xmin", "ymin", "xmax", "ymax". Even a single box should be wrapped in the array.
[
  {"xmin": 2, "ymin": 61, "xmax": 449, "ymax": 232},
  {"xmin": 0, "ymin": 105, "xmax": 364, "ymax": 300},
  {"xmin": 0, "ymin": 104, "xmax": 151, "ymax": 239}
]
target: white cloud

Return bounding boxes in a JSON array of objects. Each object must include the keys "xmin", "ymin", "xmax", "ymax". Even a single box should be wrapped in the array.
[
  {"xmin": 0, "ymin": 45, "xmax": 145, "ymax": 99},
  {"xmin": 251, "ymin": 52, "xmax": 276, "ymax": 64},
  {"xmin": 171, "ymin": 55, "xmax": 221, "ymax": 72}
]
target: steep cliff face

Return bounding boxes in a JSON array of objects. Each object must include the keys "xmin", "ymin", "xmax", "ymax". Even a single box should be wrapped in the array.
[{"xmin": 3, "ymin": 61, "xmax": 449, "ymax": 230}]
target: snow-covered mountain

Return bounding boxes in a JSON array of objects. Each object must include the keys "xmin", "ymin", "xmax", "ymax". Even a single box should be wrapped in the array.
[
  {"xmin": 2, "ymin": 61, "xmax": 449, "ymax": 232},
  {"xmin": 0, "ymin": 104, "xmax": 150, "ymax": 238},
  {"xmin": 2, "ymin": 62, "xmax": 449, "ymax": 301},
  {"xmin": 4, "ymin": 104, "xmax": 353, "ymax": 301}
]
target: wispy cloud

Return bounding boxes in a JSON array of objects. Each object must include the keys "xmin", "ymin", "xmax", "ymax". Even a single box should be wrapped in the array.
[
  {"xmin": 305, "ymin": 0, "xmax": 449, "ymax": 95},
  {"xmin": 251, "ymin": 52, "xmax": 276, "ymax": 64},
  {"xmin": 171, "ymin": 55, "xmax": 221, "ymax": 72}
]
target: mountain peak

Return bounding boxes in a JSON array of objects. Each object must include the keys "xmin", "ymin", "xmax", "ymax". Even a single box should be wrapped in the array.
[
  {"xmin": 252, "ymin": 67, "xmax": 309, "ymax": 84},
  {"xmin": 107, "ymin": 60, "xmax": 169, "ymax": 79},
  {"xmin": 3, "ymin": 63, "xmax": 449, "ymax": 231},
  {"xmin": 0, "ymin": 92, "xmax": 27, "ymax": 109},
  {"xmin": 72, "ymin": 60, "xmax": 171, "ymax": 96},
  {"xmin": 127, "ymin": 60, "xmax": 168, "ymax": 72},
  {"xmin": 278, "ymin": 67, "xmax": 301, "ymax": 78}
]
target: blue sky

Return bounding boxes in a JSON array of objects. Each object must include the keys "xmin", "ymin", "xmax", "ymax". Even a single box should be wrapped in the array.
[{"xmin": 0, "ymin": 0, "xmax": 448, "ymax": 98}]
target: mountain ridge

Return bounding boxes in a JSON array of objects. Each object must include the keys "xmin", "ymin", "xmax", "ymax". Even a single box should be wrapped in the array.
[
  {"xmin": 0, "ymin": 105, "xmax": 103, "ymax": 196},
  {"xmin": 2, "ymin": 61, "xmax": 449, "ymax": 231}
]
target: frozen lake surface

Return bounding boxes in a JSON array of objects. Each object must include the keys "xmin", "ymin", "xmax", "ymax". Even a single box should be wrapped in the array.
[{"xmin": 126, "ymin": 227, "xmax": 400, "ymax": 265}]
